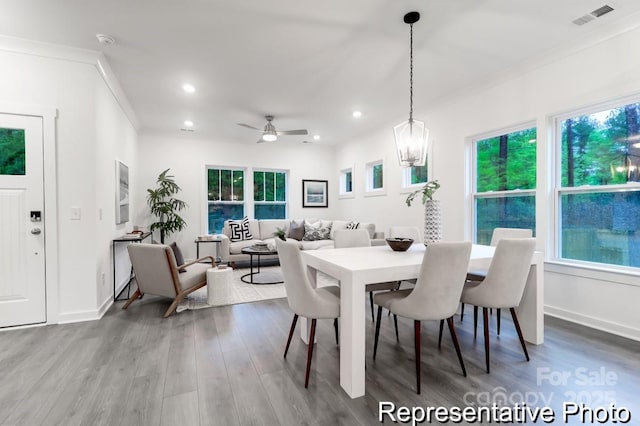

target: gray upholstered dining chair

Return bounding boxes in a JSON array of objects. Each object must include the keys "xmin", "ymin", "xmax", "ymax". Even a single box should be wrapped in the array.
[
  {"xmin": 458, "ymin": 238, "xmax": 536, "ymax": 373},
  {"xmin": 462, "ymin": 227, "xmax": 533, "ymax": 335},
  {"xmin": 333, "ymin": 229, "xmax": 400, "ymax": 323},
  {"xmin": 372, "ymin": 241, "xmax": 472, "ymax": 394},
  {"xmin": 124, "ymin": 243, "xmax": 213, "ymax": 318},
  {"xmin": 276, "ymin": 239, "xmax": 340, "ymax": 388}
]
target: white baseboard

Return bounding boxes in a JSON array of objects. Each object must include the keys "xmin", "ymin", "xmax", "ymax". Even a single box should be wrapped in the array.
[{"xmin": 545, "ymin": 304, "xmax": 640, "ymax": 342}]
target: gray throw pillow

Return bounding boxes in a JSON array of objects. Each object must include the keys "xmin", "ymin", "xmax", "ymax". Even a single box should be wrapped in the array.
[
  {"xmin": 287, "ymin": 220, "xmax": 305, "ymax": 241},
  {"xmin": 303, "ymin": 221, "xmax": 332, "ymax": 241},
  {"xmin": 169, "ymin": 242, "xmax": 187, "ymax": 273}
]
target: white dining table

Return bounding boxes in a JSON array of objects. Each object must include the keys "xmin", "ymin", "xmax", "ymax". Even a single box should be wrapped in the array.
[{"xmin": 300, "ymin": 243, "xmax": 544, "ymax": 399}]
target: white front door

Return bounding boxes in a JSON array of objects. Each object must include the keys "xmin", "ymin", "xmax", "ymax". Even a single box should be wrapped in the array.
[{"xmin": 0, "ymin": 113, "xmax": 46, "ymax": 327}]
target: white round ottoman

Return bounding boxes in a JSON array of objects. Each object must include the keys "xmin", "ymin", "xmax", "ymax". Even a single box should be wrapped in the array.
[{"xmin": 207, "ymin": 266, "xmax": 233, "ymax": 305}]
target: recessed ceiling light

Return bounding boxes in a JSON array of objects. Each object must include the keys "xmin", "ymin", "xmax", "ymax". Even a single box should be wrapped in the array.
[
  {"xmin": 352, "ymin": 110, "xmax": 362, "ymax": 118},
  {"xmin": 182, "ymin": 83, "xmax": 196, "ymax": 93},
  {"xmin": 313, "ymin": 135, "xmax": 320, "ymax": 140},
  {"xmin": 184, "ymin": 120, "xmax": 194, "ymax": 127}
]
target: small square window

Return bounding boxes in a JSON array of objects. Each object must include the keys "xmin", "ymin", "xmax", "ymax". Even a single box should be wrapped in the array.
[
  {"xmin": 365, "ymin": 160, "xmax": 385, "ymax": 196},
  {"xmin": 339, "ymin": 167, "xmax": 354, "ymax": 197},
  {"xmin": 402, "ymin": 164, "xmax": 428, "ymax": 189}
]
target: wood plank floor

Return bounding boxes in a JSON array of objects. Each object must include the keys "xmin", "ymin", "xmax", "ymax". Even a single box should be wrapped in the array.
[{"xmin": 1, "ymin": 294, "xmax": 639, "ymax": 425}]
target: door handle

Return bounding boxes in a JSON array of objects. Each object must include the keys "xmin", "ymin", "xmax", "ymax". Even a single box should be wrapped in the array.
[{"xmin": 31, "ymin": 228, "xmax": 42, "ymax": 235}]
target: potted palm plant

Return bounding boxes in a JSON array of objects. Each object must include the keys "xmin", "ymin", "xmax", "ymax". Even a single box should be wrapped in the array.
[
  {"xmin": 146, "ymin": 169, "xmax": 187, "ymax": 244},
  {"xmin": 405, "ymin": 180, "xmax": 442, "ymax": 245}
]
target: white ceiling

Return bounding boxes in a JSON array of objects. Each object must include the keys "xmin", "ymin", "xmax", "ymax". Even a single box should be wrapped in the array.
[{"xmin": 3, "ymin": 0, "xmax": 640, "ymax": 145}]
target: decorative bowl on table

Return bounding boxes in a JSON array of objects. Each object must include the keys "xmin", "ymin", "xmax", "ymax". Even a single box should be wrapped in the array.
[{"xmin": 385, "ymin": 238, "xmax": 414, "ymax": 252}]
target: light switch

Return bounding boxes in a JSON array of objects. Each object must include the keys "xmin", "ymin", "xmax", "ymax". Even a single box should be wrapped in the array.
[{"xmin": 71, "ymin": 207, "xmax": 81, "ymax": 220}]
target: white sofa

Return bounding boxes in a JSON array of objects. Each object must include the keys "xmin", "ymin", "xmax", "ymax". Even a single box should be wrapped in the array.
[{"xmin": 219, "ymin": 218, "xmax": 384, "ymax": 264}]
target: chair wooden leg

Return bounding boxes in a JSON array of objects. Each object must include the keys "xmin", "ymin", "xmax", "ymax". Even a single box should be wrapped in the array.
[
  {"xmin": 438, "ymin": 319, "xmax": 444, "ymax": 349},
  {"xmin": 164, "ymin": 294, "xmax": 186, "ymax": 318},
  {"xmin": 497, "ymin": 308, "xmax": 501, "ymax": 335},
  {"xmin": 369, "ymin": 291, "xmax": 374, "ymax": 322},
  {"xmin": 284, "ymin": 314, "xmax": 299, "ymax": 358},
  {"xmin": 510, "ymin": 308, "xmax": 530, "ymax": 361},
  {"xmin": 393, "ymin": 314, "xmax": 399, "ymax": 341},
  {"xmin": 483, "ymin": 307, "xmax": 490, "ymax": 373},
  {"xmin": 460, "ymin": 302, "xmax": 465, "ymax": 321},
  {"xmin": 414, "ymin": 320, "xmax": 421, "ymax": 394},
  {"xmin": 122, "ymin": 289, "xmax": 141, "ymax": 310},
  {"xmin": 304, "ymin": 319, "xmax": 317, "ymax": 388},
  {"xmin": 333, "ymin": 318, "xmax": 339, "ymax": 346},
  {"xmin": 373, "ymin": 306, "xmax": 383, "ymax": 360},
  {"xmin": 447, "ymin": 317, "xmax": 467, "ymax": 377},
  {"xmin": 474, "ymin": 306, "xmax": 478, "ymax": 339}
]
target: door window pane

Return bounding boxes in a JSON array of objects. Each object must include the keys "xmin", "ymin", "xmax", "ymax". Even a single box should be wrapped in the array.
[{"xmin": 0, "ymin": 128, "xmax": 26, "ymax": 175}]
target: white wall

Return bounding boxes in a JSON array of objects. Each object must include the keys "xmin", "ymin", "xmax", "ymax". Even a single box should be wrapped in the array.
[
  {"xmin": 0, "ymin": 41, "xmax": 138, "ymax": 323},
  {"xmin": 135, "ymin": 134, "xmax": 336, "ymax": 259},
  {"xmin": 335, "ymin": 27, "xmax": 640, "ymax": 340}
]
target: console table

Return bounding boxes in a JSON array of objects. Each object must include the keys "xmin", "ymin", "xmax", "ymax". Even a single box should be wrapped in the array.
[{"xmin": 112, "ymin": 232, "xmax": 152, "ymax": 301}]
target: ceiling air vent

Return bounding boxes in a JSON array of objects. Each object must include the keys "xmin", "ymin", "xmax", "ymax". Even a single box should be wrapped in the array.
[{"xmin": 572, "ymin": 4, "xmax": 614, "ymax": 26}]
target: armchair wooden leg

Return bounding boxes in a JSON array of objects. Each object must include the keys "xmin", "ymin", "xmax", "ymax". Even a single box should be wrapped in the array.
[
  {"xmin": 414, "ymin": 320, "xmax": 421, "ymax": 394},
  {"xmin": 333, "ymin": 318, "xmax": 339, "ymax": 346},
  {"xmin": 483, "ymin": 307, "xmax": 490, "ymax": 373},
  {"xmin": 373, "ymin": 306, "xmax": 383, "ymax": 360},
  {"xmin": 447, "ymin": 317, "xmax": 467, "ymax": 377},
  {"xmin": 164, "ymin": 295, "xmax": 185, "ymax": 318},
  {"xmin": 122, "ymin": 289, "xmax": 141, "ymax": 310},
  {"xmin": 304, "ymin": 319, "xmax": 317, "ymax": 388},
  {"xmin": 510, "ymin": 308, "xmax": 530, "ymax": 361},
  {"xmin": 284, "ymin": 314, "xmax": 299, "ymax": 358}
]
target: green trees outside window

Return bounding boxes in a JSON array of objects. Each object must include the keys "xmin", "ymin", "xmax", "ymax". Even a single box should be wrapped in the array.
[
  {"xmin": 254, "ymin": 170, "xmax": 287, "ymax": 219},
  {"xmin": 0, "ymin": 128, "xmax": 26, "ymax": 175},
  {"xmin": 474, "ymin": 127, "xmax": 537, "ymax": 244},
  {"xmin": 208, "ymin": 168, "xmax": 245, "ymax": 234}
]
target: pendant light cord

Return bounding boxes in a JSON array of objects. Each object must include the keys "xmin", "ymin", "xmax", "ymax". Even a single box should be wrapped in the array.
[{"xmin": 409, "ymin": 22, "xmax": 414, "ymax": 125}]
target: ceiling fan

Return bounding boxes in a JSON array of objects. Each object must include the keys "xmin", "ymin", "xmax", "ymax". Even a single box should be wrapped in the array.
[{"xmin": 237, "ymin": 115, "xmax": 308, "ymax": 143}]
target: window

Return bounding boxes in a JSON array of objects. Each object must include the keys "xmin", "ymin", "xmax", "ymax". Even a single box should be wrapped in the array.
[
  {"xmin": 207, "ymin": 167, "xmax": 245, "ymax": 233},
  {"xmin": 557, "ymin": 101, "xmax": 640, "ymax": 268},
  {"xmin": 254, "ymin": 170, "xmax": 287, "ymax": 219},
  {"xmin": 365, "ymin": 160, "xmax": 384, "ymax": 195},
  {"xmin": 402, "ymin": 164, "xmax": 428, "ymax": 188},
  {"xmin": 339, "ymin": 167, "xmax": 353, "ymax": 197},
  {"xmin": 0, "ymin": 128, "xmax": 26, "ymax": 175},
  {"xmin": 473, "ymin": 125, "xmax": 537, "ymax": 244}
]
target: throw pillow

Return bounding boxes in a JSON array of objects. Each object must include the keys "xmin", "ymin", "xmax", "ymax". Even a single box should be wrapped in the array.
[
  {"xmin": 287, "ymin": 220, "xmax": 305, "ymax": 241},
  {"xmin": 346, "ymin": 221, "xmax": 360, "ymax": 230},
  {"xmin": 228, "ymin": 217, "xmax": 253, "ymax": 242},
  {"xmin": 303, "ymin": 221, "xmax": 332, "ymax": 241},
  {"xmin": 169, "ymin": 242, "xmax": 187, "ymax": 273}
]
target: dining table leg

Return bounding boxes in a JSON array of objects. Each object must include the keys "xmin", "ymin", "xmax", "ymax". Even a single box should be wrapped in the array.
[{"xmin": 339, "ymin": 272, "xmax": 366, "ymax": 398}]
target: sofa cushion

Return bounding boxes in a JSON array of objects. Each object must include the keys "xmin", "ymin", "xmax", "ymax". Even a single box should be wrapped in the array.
[
  {"xmin": 228, "ymin": 217, "xmax": 253, "ymax": 242},
  {"xmin": 303, "ymin": 221, "xmax": 331, "ymax": 241},
  {"xmin": 300, "ymin": 240, "xmax": 334, "ymax": 250},
  {"xmin": 359, "ymin": 223, "xmax": 376, "ymax": 239},
  {"xmin": 259, "ymin": 219, "xmax": 289, "ymax": 240},
  {"xmin": 330, "ymin": 220, "xmax": 350, "ymax": 239},
  {"xmin": 229, "ymin": 239, "xmax": 264, "ymax": 254},
  {"xmin": 287, "ymin": 220, "xmax": 305, "ymax": 241}
]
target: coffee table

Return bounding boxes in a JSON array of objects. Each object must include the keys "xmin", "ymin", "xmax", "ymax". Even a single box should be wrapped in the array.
[{"xmin": 240, "ymin": 247, "xmax": 283, "ymax": 284}]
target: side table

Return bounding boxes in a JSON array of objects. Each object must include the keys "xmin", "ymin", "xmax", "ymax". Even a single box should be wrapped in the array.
[
  {"xmin": 207, "ymin": 267, "xmax": 233, "ymax": 305},
  {"xmin": 195, "ymin": 237, "xmax": 223, "ymax": 264}
]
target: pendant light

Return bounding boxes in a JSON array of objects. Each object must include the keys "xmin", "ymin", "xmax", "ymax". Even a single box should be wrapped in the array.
[{"xmin": 394, "ymin": 11, "xmax": 428, "ymax": 167}]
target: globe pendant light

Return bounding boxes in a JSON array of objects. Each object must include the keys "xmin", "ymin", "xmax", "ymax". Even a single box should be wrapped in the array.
[{"xmin": 394, "ymin": 11, "xmax": 428, "ymax": 167}]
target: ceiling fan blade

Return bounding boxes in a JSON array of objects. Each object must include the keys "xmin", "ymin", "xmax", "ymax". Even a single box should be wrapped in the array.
[
  {"xmin": 237, "ymin": 123, "xmax": 262, "ymax": 131},
  {"xmin": 277, "ymin": 129, "xmax": 308, "ymax": 136}
]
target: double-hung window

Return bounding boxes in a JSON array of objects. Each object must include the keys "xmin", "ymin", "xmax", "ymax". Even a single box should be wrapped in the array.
[
  {"xmin": 207, "ymin": 167, "xmax": 245, "ymax": 233},
  {"xmin": 254, "ymin": 170, "xmax": 287, "ymax": 219},
  {"xmin": 473, "ymin": 125, "xmax": 537, "ymax": 244},
  {"xmin": 556, "ymin": 100, "xmax": 640, "ymax": 268}
]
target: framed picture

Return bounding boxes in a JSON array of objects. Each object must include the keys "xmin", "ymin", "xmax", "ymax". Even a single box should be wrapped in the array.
[
  {"xmin": 302, "ymin": 179, "xmax": 328, "ymax": 207},
  {"xmin": 115, "ymin": 160, "xmax": 130, "ymax": 224}
]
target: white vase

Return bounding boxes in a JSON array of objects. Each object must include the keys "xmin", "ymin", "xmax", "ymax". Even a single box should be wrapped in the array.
[{"xmin": 423, "ymin": 199, "xmax": 442, "ymax": 245}]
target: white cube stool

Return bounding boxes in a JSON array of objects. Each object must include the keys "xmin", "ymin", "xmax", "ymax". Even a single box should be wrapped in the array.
[{"xmin": 207, "ymin": 266, "xmax": 233, "ymax": 305}]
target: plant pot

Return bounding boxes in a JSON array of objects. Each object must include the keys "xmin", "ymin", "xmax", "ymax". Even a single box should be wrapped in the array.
[{"xmin": 424, "ymin": 199, "xmax": 442, "ymax": 245}]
